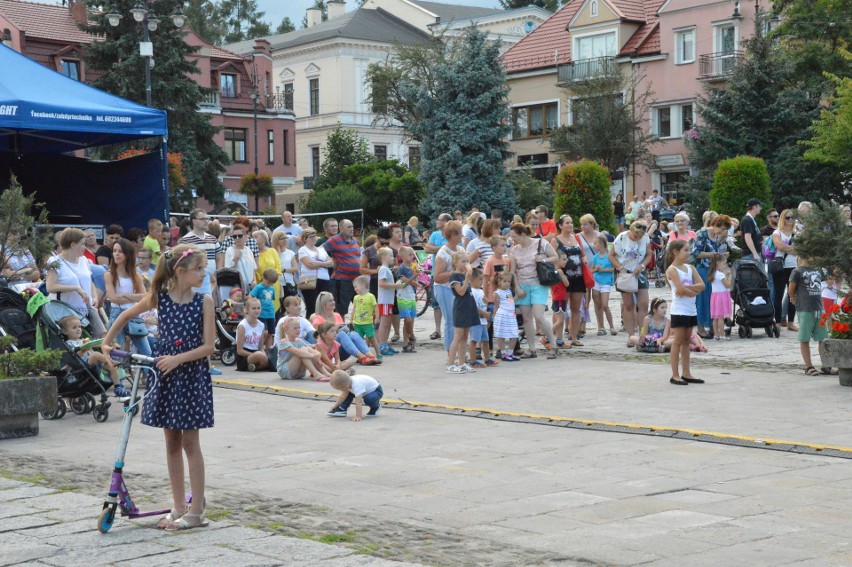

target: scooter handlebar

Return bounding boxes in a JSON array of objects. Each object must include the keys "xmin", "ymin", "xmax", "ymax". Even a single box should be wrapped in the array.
[{"xmin": 109, "ymin": 350, "xmax": 158, "ymax": 366}]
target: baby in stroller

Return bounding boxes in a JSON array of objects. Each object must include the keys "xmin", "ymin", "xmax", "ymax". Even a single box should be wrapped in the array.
[{"xmin": 58, "ymin": 314, "xmax": 128, "ymax": 400}]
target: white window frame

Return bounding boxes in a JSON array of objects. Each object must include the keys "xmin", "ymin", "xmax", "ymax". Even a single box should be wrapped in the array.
[
  {"xmin": 572, "ymin": 28, "xmax": 618, "ymax": 63},
  {"xmin": 674, "ymin": 27, "xmax": 695, "ymax": 65},
  {"xmin": 590, "ymin": 0, "xmax": 598, "ymax": 17},
  {"xmin": 651, "ymin": 101, "xmax": 696, "ymax": 139},
  {"xmin": 712, "ymin": 21, "xmax": 739, "ymax": 54}
]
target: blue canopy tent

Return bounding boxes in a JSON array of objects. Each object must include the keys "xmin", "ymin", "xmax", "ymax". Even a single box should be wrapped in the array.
[{"xmin": 0, "ymin": 44, "xmax": 169, "ymax": 231}]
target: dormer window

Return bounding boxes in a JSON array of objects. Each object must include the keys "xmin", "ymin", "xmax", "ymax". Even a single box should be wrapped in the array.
[
  {"xmin": 221, "ymin": 73, "xmax": 237, "ymax": 98},
  {"xmin": 590, "ymin": 0, "xmax": 598, "ymax": 17}
]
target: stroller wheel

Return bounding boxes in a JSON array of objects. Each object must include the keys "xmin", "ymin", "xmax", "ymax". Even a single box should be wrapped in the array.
[
  {"xmin": 745, "ymin": 327, "xmax": 753, "ymax": 338},
  {"xmin": 93, "ymin": 405, "xmax": 109, "ymax": 423},
  {"xmin": 41, "ymin": 397, "xmax": 66, "ymax": 420},
  {"xmin": 738, "ymin": 326, "xmax": 745, "ymax": 338},
  {"xmin": 70, "ymin": 396, "xmax": 89, "ymax": 415},
  {"xmin": 765, "ymin": 326, "xmax": 773, "ymax": 337},
  {"xmin": 221, "ymin": 348, "xmax": 236, "ymax": 367},
  {"xmin": 773, "ymin": 325, "xmax": 781, "ymax": 338}
]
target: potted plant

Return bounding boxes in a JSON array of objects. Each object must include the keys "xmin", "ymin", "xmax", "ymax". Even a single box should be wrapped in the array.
[
  {"xmin": 0, "ymin": 336, "xmax": 63, "ymax": 438},
  {"xmin": 794, "ymin": 201, "xmax": 852, "ymax": 386}
]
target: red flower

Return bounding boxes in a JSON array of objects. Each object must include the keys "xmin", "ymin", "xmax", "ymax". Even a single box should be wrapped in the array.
[
  {"xmin": 843, "ymin": 303, "xmax": 851, "ymax": 314},
  {"xmin": 829, "ymin": 303, "xmax": 841, "ymax": 314},
  {"xmin": 841, "ymin": 324, "xmax": 850, "ymax": 333}
]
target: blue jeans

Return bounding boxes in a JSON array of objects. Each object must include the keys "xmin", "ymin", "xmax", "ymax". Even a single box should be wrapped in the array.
[
  {"xmin": 696, "ymin": 264, "xmax": 712, "ymax": 329},
  {"xmin": 338, "ymin": 384, "xmax": 383, "ymax": 413},
  {"xmin": 108, "ymin": 305, "xmax": 152, "ymax": 356},
  {"xmin": 336, "ymin": 328, "xmax": 369, "ymax": 360},
  {"xmin": 433, "ymin": 284, "xmax": 455, "ymax": 350}
]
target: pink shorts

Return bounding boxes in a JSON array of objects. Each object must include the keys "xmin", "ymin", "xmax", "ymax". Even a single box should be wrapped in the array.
[{"xmin": 710, "ymin": 291, "xmax": 732, "ymax": 319}]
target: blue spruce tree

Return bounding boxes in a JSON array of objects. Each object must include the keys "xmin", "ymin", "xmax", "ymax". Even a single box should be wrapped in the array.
[{"xmin": 405, "ymin": 28, "xmax": 517, "ymax": 219}]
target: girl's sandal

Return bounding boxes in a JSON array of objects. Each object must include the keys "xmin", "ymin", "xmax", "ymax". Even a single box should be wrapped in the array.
[
  {"xmin": 156, "ymin": 509, "xmax": 182, "ymax": 529},
  {"xmin": 571, "ymin": 341, "xmax": 584, "ymax": 347},
  {"xmin": 804, "ymin": 366, "xmax": 821, "ymax": 376},
  {"xmin": 165, "ymin": 512, "xmax": 208, "ymax": 532}
]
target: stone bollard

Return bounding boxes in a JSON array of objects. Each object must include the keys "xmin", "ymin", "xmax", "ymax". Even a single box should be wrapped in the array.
[
  {"xmin": 0, "ymin": 376, "xmax": 58, "ymax": 439},
  {"xmin": 821, "ymin": 339, "xmax": 852, "ymax": 387}
]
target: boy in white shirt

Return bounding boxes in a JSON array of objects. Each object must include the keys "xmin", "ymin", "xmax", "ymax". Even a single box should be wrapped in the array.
[{"xmin": 327, "ymin": 370, "xmax": 383, "ymax": 421}]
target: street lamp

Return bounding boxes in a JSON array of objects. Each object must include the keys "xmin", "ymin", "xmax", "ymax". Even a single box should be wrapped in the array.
[
  {"xmin": 107, "ymin": 1, "xmax": 186, "ymax": 107},
  {"xmin": 249, "ymin": 85, "xmax": 261, "ymax": 213}
]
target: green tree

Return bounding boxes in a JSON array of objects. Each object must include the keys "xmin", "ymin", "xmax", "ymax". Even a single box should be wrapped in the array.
[
  {"xmin": 302, "ymin": 185, "xmax": 363, "ymax": 227},
  {"xmin": 83, "ymin": 0, "xmax": 229, "ymax": 207},
  {"xmin": 316, "ymin": 125, "xmax": 372, "ymax": 190},
  {"xmin": 803, "ymin": 50, "xmax": 852, "ymax": 174},
  {"xmin": 343, "ymin": 161, "xmax": 424, "ymax": 223},
  {"xmin": 218, "ymin": 0, "xmax": 271, "ymax": 44},
  {"xmin": 0, "ymin": 176, "xmax": 53, "ymax": 274},
  {"xmin": 550, "ymin": 68, "xmax": 658, "ymax": 178},
  {"xmin": 552, "ymin": 160, "xmax": 616, "ymax": 234},
  {"xmin": 708, "ymin": 156, "xmax": 772, "ymax": 223},
  {"xmin": 380, "ymin": 28, "xmax": 517, "ymax": 218},
  {"xmin": 686, "ymin": 17, "xmax": 844, "ymax": 210},
  {"xmin": 507, "ymin": 168, "xmax": 553, "ymax": 213},
  {"xmin": 499, "ymin": 0, "xmax": 559, "ymax": 12},
  {"xmin": 794, "ymin": 202, "xmax": 852, "ymax": 287},
  {"xmin": 275, "ymin": 17, "xmax": 296, "ymax": 34},
  {"xmin": 184, "ymin": 0, "xmax": 223, "ymax": 45}
]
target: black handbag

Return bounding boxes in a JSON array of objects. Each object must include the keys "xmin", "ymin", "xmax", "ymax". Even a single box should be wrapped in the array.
[
  {"xmin": 768, "ymin": 234, "xmax": 790, "ymax": 275},
  {"xmin": 535, "ymin": 239, "xmax": 562, "ymax": 286}
]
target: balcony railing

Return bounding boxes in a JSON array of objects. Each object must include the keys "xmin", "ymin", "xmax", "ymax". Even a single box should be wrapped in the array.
[
  {"xmin": 199, "ymin": 90, "xmax": 220, "ymax": 109},
  {"xmin": 557, "ymin": 56, "xmax": 618, "ymax": 85},
  {"xmin": 266, "ymin": 93, "xmax": 294, "ymax": 114},
  {"xmin": 698, "ymin": 51, "xmax": 743, "ymax": 80}
]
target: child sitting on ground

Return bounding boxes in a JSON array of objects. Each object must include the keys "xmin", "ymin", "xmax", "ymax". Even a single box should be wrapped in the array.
[
  {"xmin": 275, "ymin": 295, "xmax": 316, "ymax": 345},
  {"xmin": 326, "ymin": 370, "xmax": 383, "ymax": 421},
  {"xmin": 58, "ymin": 314, "xmax": 127, "ymax": 399},
  {"xmin": 235, "ymin": 296, "xmax": 269, "ymax": 372},
  {"xmin": 315, "ymin": 322, "xmax": 356, "ymax": 375},
  {"xmin": 277, "ymin": 317, "xmax": 327, "ymax": 381},
  {"xmin": 628, "ymin": 298, "xmax": 673, "ymax": 352}
]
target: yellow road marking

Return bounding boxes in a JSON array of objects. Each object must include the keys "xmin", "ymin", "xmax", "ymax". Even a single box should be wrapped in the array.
[{"xmin": 213, "ymin": 378, "xmax": 852, "ymax": 455}]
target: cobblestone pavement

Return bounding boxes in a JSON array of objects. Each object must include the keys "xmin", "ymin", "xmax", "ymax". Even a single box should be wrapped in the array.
[{"xmin": 1, "ymin": 287, "xmax": 850, "ymax": 566}]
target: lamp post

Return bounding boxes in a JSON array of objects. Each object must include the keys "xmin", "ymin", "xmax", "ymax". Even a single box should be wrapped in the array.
[
  {"xmin": 106, "ymin": 1, "xmax": 185, "ymax": 107},
  {"xmin": 249, "ymin": 55, "xmax": 261, "ymax": 213}
]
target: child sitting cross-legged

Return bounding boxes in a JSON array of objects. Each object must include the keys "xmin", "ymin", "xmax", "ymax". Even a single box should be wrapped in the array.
[
  {"xmin": 276, "ymin": 316, "xmax": 328, "ymax": 381},
  {"xmin": 326, "ymin": 370, "xmax": 383, "ymax": 421}
]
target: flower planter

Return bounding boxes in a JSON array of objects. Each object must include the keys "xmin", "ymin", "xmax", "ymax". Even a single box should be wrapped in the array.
[
  {"xmin": 0, "ymin": 376, "xmax": 57, "ymax": 439},
  {"xmin": 821, "ymin": 339, "xmax": 852, "ymax": 387}
]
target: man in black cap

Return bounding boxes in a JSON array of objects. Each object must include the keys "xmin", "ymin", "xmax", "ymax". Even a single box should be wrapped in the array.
[{"xmin": 740, "ymin": 198, "xmax": 763, "ymax": 261}]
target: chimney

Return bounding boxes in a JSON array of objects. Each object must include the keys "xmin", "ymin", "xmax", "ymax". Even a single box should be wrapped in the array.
[
  {"xmin": 306, "ymin": 7, "xmax": 322, "ymax": 28},
  {"xmin": 68, "ymin": 0, "xmax": 87, "ymax": 26},
  {"xmin": 253, "ymin": 39, "xmax": 271, "ymax": 57},
  {"xmin": 327, "ymin": 0, "xmax": 346, "ymax": 20}
]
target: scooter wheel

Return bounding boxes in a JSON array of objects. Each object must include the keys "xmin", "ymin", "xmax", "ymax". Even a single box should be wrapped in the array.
[
  {"xmin": 98, "ymin": 504, "xmax": 116, "ymax": 533},
  {"xmin": 221, "ymin": 348, "xmax": 236, "ymax": 367},
  {"xmin": 93, "ymin": 405, "xmax": 109, "ymax": 423}
]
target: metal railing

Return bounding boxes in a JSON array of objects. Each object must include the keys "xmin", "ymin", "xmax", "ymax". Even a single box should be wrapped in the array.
[
  {"xmin": 557, "ymin": 56, "xmax": 618, "ymax": 85},
  {"xmin": 199, "ymin": 90, "xmax": 220, "ymax": 109},
  {"xmin": 698, "ymin": 51, "xmax": 742, "ymax": 79},
  {"xmin": 266, "ymin": 93, "xmax": 294, "ymax": 113}
]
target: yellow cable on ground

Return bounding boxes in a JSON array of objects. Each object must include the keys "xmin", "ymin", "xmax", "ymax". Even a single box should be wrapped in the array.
[{"xmin": 213, "ymin": 378, "xmax": 852, "ymax": 455}]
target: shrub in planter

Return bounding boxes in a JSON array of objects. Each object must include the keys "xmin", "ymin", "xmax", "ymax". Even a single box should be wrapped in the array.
[
  {"xmin": 0, "ymin": 337, "xmax": 63, "ymax": 439},
  {"xmin": 553, "ymin": 160, "xmax": 616, "ymax": 234},
  {"xmin": 709, "ymin": 156, "xmax": 773, "ymax": 224}
]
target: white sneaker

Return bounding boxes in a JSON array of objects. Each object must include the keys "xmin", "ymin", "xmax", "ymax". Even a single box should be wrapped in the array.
[
  {"xmin": 446, "ymin": 364, "xmax": 463, "ymax": 374},
  {"xmin": 461, "ymin": 363, "xmax": 475, "ymax": 373},
  {"xmin": 247, "ymin": 363, "xmax": 256, "ymax": 372}
]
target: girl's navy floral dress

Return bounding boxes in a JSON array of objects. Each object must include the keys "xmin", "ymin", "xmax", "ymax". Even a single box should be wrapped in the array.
[{"xmin": 141, "ymin": 291, "xmax": 214, "ymax": 430}]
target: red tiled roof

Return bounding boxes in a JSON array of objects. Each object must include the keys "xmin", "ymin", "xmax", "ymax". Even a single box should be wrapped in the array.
[
  {"xmin": 501, "ymin": 0, "xmax": 582, "ymax": 74},
  {"xmin": 618, "ymin": 0, "xmax": 665, "ymax": 56},
  {"xmin": 210, "ymin": 45, "xmax": 245, "ymax": 62},
  {"xmin": 0, "ymin": 0, "xmax": 93, "ymax": 44},
  {"xmin": 607, "ymin": 0, "xmax": 647, "ymax": 22}
]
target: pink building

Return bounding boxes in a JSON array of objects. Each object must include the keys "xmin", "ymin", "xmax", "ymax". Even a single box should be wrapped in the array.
[
  {"xmin": 502, "ymin": 0, "xmax": 760, "ymax": 203},
  {"xmin": 0, "ymin": 0, "xmax": 296, "ymax": 213}
]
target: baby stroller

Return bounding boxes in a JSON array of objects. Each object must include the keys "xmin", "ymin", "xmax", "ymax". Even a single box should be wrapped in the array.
[
  {"xmin": 214, "ymin": 268, "xmax": 241, "ymax": 366},
  {"xmin": 28, "ymin": 296, "xmax": 114, "ymax": 422},
  {"xmin": 731, "ymin": 258, "xmax": 780, "ymax": 339},
  {"xmin": 648, "ymin": 243, "xmax": 667, "ymax": 288},
  {"xmin": 0, "ymin": 287, "xmax": 37, "ymax": 350}
]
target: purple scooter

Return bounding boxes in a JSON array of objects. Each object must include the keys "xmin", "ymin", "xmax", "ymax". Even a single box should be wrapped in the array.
[{"xmin": 97, "ymin": 350, "xmax": 191, "ymax": 533}]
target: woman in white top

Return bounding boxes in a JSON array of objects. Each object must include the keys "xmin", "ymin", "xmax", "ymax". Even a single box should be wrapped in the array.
[
  {"xmin": 771, "ymin": 209, "xmax": 799, "ymax": 331},
  {"xmin": 272, "ymin": 231, "xmax": 299, "ymax": 299},
  {"xmin": 298, "ymin": 228, "xmax": 334, "ymax": 318},
  {"xmin": 105, "ymin": 238, "xmax": 151, "ymax": 355},
  {"xmin": 432, "ymin": 220, "xmax": 465, "ymax": 351},
  {"xmin": 609, "ymin": 221, "xmax": 653, "ymax": 340},
  {"xmin": 45, "ymin": 228, "xmax": 107, "ymax": 337},
  {"xmin": 224, "ymin": 225, "xmax": 257, "ymax": 292}
]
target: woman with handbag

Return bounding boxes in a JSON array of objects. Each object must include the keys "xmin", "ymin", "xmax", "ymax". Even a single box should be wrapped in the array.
[
  {"xmin": 771, "ymin": 209, "xmax": 799, "ymax": 331},
  {"xmin": 576, "ymin": 214, "xmax": 600, "ymax": 338},
  {"xmin": 690, "ymin": 215, "xmax": 732, "ymax": 338},
  {"xmin": 298, "ymin": 228, "xmax": 333, "ymax": 318},
  {"xmin": 508, "ymin": 223, "xmax": 558, "ymax": 359},
  {"xmin": 224, "ymin": 226, "xmax": 257, "ymax": 292},
  {"xmin": 551, "ymin": 215, "xmax": 588, "ymax": 348},
  {"xmin": 272, "ymin": 231, "xmax": 299, "ymax": 303},
  {"xmin": 104, "ymin": 237, "xmax": 152, "ymax": 356},
  {"xmin": 432, "ymin": 221, "xmax": 465, "ymax": 351},
  {"xmin": 609, "ymin": 221, "xmax": 652, "ymax": 341}
]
